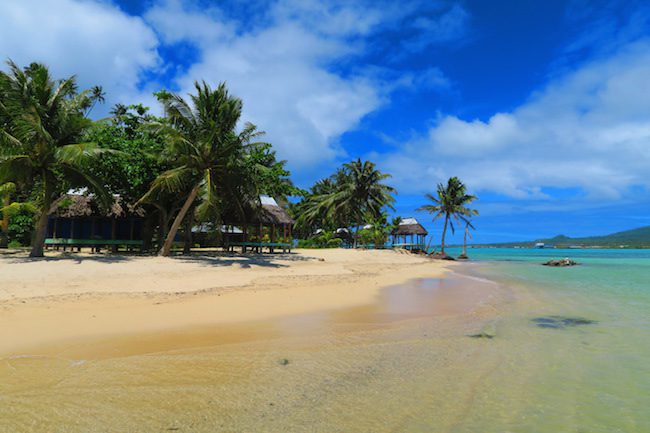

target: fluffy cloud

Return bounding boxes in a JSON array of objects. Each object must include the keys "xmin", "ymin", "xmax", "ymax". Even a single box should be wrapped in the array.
[
  {"xmin": 377, "ymin": 38, "xmax": 650, "ymax": 200},
  {"xmin": 143, "ymin": 0, "xmax": 464, "ymax": 178},
  {"xmin": 0, "ymin": 0, "xmax": 160, "ymax": 113},
  {"xmin": 142, "ymin": 0, "xmax": 384, "ymax": 176}
]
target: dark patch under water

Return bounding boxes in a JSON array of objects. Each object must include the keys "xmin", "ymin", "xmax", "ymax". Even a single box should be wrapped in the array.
[
  {"xmin": 467, "ymin": 332, "xmax": 494, "ymax": 339},
  {"xmin": 532, "ymin": 316, "xmax": 597, "ymax": 329}
]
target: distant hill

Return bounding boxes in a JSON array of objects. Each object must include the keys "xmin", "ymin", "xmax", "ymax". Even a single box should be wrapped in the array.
[{"xmin": 482, "ymin": 225, "xmax": 650, "ymax": 248}]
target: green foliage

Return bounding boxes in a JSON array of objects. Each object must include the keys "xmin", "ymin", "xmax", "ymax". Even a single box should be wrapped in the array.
[
  {"xmin": 0, "ymin": 60, "xmax": 108, "ymax": 256},
  {"xmin": 245, "ymin": 142, "xmax": 301, "ymax": 202},
  {"xmin": 294, "ymin": 159, "xmax": 395, "ymax": 240},
  {"xmin": 143, "ymin": 81, "xmax": 295, "ymax": 255},
  {"xmin": 296, "ymin": 231, "xmax": 343, "ymax": 248},
  {"xmin": 7, "ymin": 209, "xmax": 34, "ymax": 246},
  {"xmin": 85, "ymin": 104, "xmax": 168, "ymax": 204},
  {"xmin": 357, "ymin": 213, "xmax": 400, "ymax": 248}
]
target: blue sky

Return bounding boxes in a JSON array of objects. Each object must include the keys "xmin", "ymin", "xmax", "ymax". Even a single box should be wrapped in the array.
[{"xmin": 2, "ymin": 0, "xmax": 650, "ymax": 243}]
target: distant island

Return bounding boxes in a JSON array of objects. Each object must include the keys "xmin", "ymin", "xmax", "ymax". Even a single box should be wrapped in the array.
[{"xmin": 476, "ymin": 225, "xmax": 650, "ymax": 249}]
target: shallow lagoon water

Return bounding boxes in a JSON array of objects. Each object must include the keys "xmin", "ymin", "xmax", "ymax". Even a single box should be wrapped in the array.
[{"xmin": 1, "ymin": 249, "xmax": 649, "ymax": 432}]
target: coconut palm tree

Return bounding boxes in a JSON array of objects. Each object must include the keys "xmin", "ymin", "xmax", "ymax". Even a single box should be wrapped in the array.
[
  {"xmin": 140, "ymin": 81, "xmax": 261, "ymax": 257},
  {"xmin": 417, "ymin": 177, "xmax": 477, "ymax": 257},
  {"xmin": 0, "ymin": 61, "xmax": 108, "ymax": 257},
  {"xmin": 458, "ymin": 220, "xmax": 476, "ymax": 259},
  {"xmin": 296, "ymin": 159, "xmax": 396, "ymax": 247}
]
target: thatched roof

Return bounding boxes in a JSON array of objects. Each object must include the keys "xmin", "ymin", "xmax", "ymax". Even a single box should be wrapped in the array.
[
  {"xmin": 49, "ymin": 194, "xmax": 145, "ymax": 218},
  {"xmin": 258, "ymin": 196, "xmax": 294, "ymax": 225},
  {"xmin": 392, "ymin": 217, "xmax": 428, "ymax": 236}
]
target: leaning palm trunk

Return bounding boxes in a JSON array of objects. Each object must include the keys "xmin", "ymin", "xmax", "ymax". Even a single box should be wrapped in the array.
[
  {"xmin": 29, "ymin": 175, "xmax": 54, "ymax": 258},
  {"xmin": 160, "ymin": 184, "xmax": 200, "ymax": 257}
]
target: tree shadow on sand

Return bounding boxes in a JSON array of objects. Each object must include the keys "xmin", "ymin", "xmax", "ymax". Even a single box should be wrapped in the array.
[
  {"xmin": 170, "ymin": 251, "xmax": 315, "ymax": 268},
  {"xmin": 2, "ymin": 251, "xmax": 137, "ymax": 265}
]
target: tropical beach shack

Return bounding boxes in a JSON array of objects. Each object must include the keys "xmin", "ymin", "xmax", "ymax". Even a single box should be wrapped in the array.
[
  {"xmin": 391, "ymin": 217, "xmax": 428, "ymax": 252},
  {"xmin": 223, "ymin": 195, "xmax": 294, "ymax": 253},
  {"xmin": 45, "ymin": 192, "xmax": 145, "ymax": 252}
]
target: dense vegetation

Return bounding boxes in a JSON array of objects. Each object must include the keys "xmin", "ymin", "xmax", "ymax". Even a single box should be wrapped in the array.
[
  {"xmin": 0, "ymin": 61, "xmax": 295, "ymax": 256},
  {"xmin": 1, "ymin": 60, "xmax": 479, "ymax": 256},
  {"xmin": 292, "ymin": 159, "xmax": 396, "ymax": 247}
]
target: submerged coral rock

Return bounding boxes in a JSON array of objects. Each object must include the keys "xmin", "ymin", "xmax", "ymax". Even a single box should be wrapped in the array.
[
  {"xmin": 467, "ymin": 332, "xmax": 494, "ymax": 339},
  {"xmin": 543, "ymin": 258, "xmax": 578, "ymax": 267},
  {"xmin": 532, "ymin": 315, "xmax": 597, "ymax": 329}
]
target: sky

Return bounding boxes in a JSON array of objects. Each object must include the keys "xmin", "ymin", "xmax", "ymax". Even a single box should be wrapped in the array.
[{"xmin": 2, "ymin": 0, "xmax": 650, "ymax": 243}]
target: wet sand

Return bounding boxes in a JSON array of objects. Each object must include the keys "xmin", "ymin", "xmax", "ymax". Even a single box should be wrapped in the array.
[
  {"xmin": 0, "ymin": 271, "xmax": 510, "ymax": 433},
  {"xmin": 0, "ymin": 249, "xmax": 518, "ymax": 432}
]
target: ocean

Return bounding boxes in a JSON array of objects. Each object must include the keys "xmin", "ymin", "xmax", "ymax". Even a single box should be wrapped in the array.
[{"xmin": 447, "ymin": 247, "xmax": 650, "ymax": 432}]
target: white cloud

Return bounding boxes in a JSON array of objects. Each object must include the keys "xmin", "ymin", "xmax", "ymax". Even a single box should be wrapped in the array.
[
  {"xmin": 0, "ymin": 0, "xmax": 160, "ymax": 114},
  {"xmin": 141, "ymin": 0, "xmax": 471, "ymax": 179},
  {"xmin": 145, "ymin": 0, "xmax": 387, "ymax": 173},
  {"xmin": 377, "ymin": 38, "xmax": 650, "ymax": 200}
]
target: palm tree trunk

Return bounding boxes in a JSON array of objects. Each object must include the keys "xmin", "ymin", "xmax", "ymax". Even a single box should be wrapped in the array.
[
  {"xmin": 462, "ymin": 228, "xmax": 467, "ymax": 257},
  {"xmin": 159, "ymin": 184, "xmax": 200, "ymax": 257},
  {"xmin": 30, "ymin": 174, "xmax": 54, "ymax": 258},
  {"xmin": 440, "ymin": 214, "xmax": 449, "ymax": 254},
  {"xmin": 0, "ymin": 194, "xmax": 9, "ymax": 249}
]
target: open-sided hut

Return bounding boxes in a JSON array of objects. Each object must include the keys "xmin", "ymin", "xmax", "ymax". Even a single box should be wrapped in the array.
[
  {"xmin": 223, "ymin": 195, "xmax": 294, "ymax": 253},
  {"xmin": 391, "ymin": 217, "xmax": 428, "ymax": 251},
  {"xmin": 46, "ymin": 193, "xmax": 145, "ymax": 252}
]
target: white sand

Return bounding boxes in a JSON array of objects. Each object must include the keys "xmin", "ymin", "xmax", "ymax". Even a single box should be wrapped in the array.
[{"xmin": 0, "ymin": 249, "xmax": 452, "ymax": 355}]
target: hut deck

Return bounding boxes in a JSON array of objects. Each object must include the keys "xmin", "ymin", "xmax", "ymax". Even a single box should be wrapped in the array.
[
  {"xmin": 225, "ymin": 241, "xmax": 292, "ymax": 254},
  {"xmin": 45, "ymin": 238, "xmax": 144, "ymax": 252}
]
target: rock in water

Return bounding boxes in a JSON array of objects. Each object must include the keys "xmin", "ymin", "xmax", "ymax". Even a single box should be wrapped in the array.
[{"xmin": 543, "ymin": 258, "xmax": 578, "ymax": 267}]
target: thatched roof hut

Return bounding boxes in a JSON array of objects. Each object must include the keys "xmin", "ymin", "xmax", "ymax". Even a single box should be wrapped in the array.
[
  {"xmin": 46, "ymin": 193, "xmax": 146, "ymax": 247},
  {"xmin": 391, "ymin": 217, "xmax": 427, "ymax": 251},
  {"xmin": 258, "ymin": 195, "xmax": 294, "ymax": 225},
  {"xmin": 49, "ymin": 193, "xmax": 144, "ymax": 218},
  {"xmin": 392, "ymin": 217, "xmax": 428, "ymax": 236}
]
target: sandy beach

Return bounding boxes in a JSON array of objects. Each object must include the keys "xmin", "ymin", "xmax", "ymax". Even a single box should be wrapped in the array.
[
  {"xmin": 1, "ymin": 248, "xmax": 519, "ymax": 432},
  {"xmin": 0, "ymin": 248, "xmax": 459, "ymax": 357}
]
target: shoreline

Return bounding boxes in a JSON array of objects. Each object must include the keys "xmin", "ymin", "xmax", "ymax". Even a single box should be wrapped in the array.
[{"xmin": 0, "ymin": 249, "xmax": 461, "ymax": 357}]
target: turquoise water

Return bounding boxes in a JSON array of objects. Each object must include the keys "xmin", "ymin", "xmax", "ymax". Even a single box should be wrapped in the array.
[{"xmin": 447, "ymin": 248, "xmax": 650, "ymax": 432}]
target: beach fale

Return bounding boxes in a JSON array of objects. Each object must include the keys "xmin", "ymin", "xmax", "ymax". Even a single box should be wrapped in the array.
[
  {"xmin": 45, "ymin": 192, "xmax": 145, "ymax": 253},
  {"xmin": 391, "ymin": 217, "xmax": 428, "ymax": 252}
]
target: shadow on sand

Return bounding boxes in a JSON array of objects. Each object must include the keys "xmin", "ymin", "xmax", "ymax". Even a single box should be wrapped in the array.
[{"xmin": 1, "ymin": 249, "xmax": 313, "ymax": 268}]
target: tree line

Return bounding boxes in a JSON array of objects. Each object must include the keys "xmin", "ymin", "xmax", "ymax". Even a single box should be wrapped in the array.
[{"xmin": 1, "ymin": 60, "xmax": 478, "ymax": 258}]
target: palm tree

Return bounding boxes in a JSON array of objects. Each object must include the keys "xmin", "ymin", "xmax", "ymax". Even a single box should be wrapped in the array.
[
  {"xmin": 459, "ymin": 220, "xmax": 476, "ymax": 259},
  {"xmin": 417, "ymin": 177, "xmax": 477, "ymax": 257},
  {"xmin": 140, "ymin": 81, "xmax": 260, "ymax": 257},
  {"xmin": 296, "ymin": 159, "xmax": 395, "ymax": 247},
  {"xmin": 0, "ymin": 61, "xmax": 108, "ymax": 257}
]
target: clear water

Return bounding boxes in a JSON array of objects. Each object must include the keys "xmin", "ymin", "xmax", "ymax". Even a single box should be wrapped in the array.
[{"xmin": 447, "ymin": 247, "xmax": 650, "ymax": 432}]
